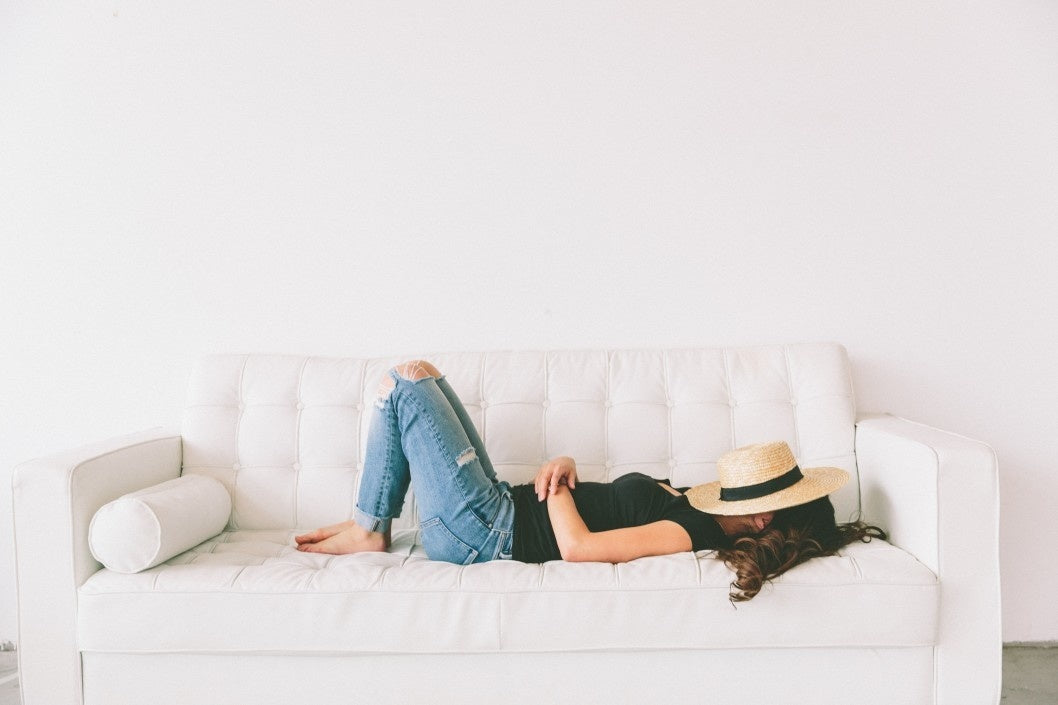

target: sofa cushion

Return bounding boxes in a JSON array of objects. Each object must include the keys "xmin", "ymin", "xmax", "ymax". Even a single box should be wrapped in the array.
[
  {"xmin": 78, "ymin": 530, "xmax": 937, "ymax": 653},
  {"xmin": 88, "ymin": 475, "xmax": 231, "ymax": 573}
]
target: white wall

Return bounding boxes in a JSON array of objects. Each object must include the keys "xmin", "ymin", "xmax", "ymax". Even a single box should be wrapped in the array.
[{"xmin": 2, "ymin": 1, "xmax": 1056, "ymax": 642}]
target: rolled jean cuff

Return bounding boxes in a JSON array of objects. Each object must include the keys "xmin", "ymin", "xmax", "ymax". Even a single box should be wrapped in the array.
[{"xmin": 353, "ymin": 506, "xmax": 392, "ymax": 533}]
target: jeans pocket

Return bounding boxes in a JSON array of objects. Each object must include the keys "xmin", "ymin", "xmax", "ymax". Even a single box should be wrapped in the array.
[
  {"xmin": 419, "ymin": 516, "xmax": 479, "ymax": 565},
  {"xmin": 496, "ymin": 530, "xmax": 514, "ymax": 561}
]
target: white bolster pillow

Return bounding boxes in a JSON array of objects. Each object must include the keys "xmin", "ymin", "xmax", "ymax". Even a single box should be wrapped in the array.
[{"xmin": 89, "ymin": 474, "xmax": 231, "ymax": 573}]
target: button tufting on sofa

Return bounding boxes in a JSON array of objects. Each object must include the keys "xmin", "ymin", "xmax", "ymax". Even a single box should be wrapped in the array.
[{"xmin": 11, "ymin": 345, "xmax": 1002, "ymax": 705}]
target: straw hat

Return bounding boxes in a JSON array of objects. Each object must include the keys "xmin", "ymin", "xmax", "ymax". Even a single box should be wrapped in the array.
[{"xmin": 684, "ymin": 441, "xmax": 849, "ymax": 515}]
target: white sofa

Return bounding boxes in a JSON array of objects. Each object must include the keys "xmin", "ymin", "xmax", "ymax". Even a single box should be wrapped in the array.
[{"xmin": 11, "ymin": 344, "xmax": 1001, "ymax": 705}]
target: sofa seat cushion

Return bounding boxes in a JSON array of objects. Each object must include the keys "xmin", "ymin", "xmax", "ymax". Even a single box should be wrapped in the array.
[{"xmin": 78, "ymin": 529, "xmax": 938, "ymax": 653}]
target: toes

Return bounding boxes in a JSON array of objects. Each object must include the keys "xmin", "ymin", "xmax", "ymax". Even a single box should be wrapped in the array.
[
  {"xmin": 295, "ymin": 521, "xmax": 356, "ymax": 545},
  {"xmin": 302, "ymin": 539, "xmax": 335, "ymax": 554}
]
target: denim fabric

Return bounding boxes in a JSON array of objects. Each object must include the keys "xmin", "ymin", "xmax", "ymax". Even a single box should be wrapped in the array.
[{"xmin": 353, "ymin": 368, "xmax": 515, "ymax": 564}]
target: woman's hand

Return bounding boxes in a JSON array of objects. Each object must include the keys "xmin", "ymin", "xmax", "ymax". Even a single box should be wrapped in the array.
[{"xmin": 535, "ymin": 456, "xmax": 578, "ymax": 501}]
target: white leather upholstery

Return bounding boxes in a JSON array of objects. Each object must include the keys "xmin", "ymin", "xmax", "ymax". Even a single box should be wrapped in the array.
[
  {"xmin": 78, "ymin": 528, "xmax": 937, "ymax": 653},
  {"xmin": 81, "ymin": 648, "xmax": 937, "ymax": 705},
  {"xmin": 11, "ymin": 344, "xmax": 1002, "ymax": 705},
  {"xmin": 181, "ymin": 345, "xmax": 861, "ymax": 530},
  {"xmin": 88, "ymin": 474, "xmax": 231, "ymax": 573},
  {"xmin": 856, "ymin": 413, "xmax": 1002, "ymax": 705},
  {"xmin": 12, "ymin": 428, "xmax": 183, "ymax": 705}
]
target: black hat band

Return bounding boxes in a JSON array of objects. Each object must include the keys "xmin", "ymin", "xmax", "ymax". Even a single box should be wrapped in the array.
[{"xmin": 719, "ymin": 465, "xmax": 803, "ymax": 502}]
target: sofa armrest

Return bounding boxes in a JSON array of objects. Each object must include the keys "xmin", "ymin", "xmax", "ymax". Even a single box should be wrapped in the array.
[
  {"xmin": 855, "ymin": 413, "xmax": 1000, "ymax": 705},
  {"xmin": 12, "ymin": 427, "xmax": 183, "ymax": 705}
]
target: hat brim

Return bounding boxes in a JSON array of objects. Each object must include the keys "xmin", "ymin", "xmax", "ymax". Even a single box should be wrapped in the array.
[{"xmin": 684, "ymin": 467, "xmax": 850, "ymax": 516}]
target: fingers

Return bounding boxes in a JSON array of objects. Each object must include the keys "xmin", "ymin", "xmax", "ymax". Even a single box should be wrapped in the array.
[
  {"xmin": 560, "ymin": 456, "xmax": 577, "ymax": 490},
  {"xmin": 537, "ymin": 466, "xmax": 556, "ymax": 502},
  {"xmin": 537, "ymin": 469, "xmax": 574, "ymax": 500},
  {"xmin": 538, "ymin": 475, "xmax": 553, "ymax": 502},
  {"xmin": 535, "ymin": 458, "xmax": 578, "ymax": 501},
  {"xmin": 535, "ymin": 463, "xmax": 554, "ymax": 501}
]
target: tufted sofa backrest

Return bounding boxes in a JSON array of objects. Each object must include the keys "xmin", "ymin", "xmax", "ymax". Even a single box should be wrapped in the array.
[{"xmin": 180, "ymin": 344, "xmax": 860, "ymax": 530}]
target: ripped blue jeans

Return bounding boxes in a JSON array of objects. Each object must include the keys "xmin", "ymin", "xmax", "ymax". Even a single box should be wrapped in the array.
[{"xmin": 353, "ymin": 368, "xmax": 516, "ymax": 564}]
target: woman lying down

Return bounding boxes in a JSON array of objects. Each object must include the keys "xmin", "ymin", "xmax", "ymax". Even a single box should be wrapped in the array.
[{"xmin": 295, "ymin": 360, "xmax": 885, "ymax": 602}]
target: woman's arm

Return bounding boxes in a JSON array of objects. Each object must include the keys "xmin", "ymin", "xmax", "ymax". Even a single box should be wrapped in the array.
[{"xmin": 546, "ymin": 484, "xmax": 692, "ymax": 562}]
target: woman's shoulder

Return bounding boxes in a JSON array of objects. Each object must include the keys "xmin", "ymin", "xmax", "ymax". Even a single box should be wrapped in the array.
[
  {"xmin": 613, "ymin": 471, "xmax": 665, "ymax": 484},
  {"xmin": 612, "ymin": 472, "xmax": 683, "ymax": 494}
]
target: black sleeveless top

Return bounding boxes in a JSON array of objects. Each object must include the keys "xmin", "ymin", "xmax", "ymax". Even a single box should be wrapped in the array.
[{"xmin": 510, "ymin": 472, "xmax": 728, "ymax": 563}]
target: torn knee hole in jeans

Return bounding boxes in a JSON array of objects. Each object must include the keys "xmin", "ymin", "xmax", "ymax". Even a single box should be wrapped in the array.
[
  {"xmin": 456, "ymin": 447, "xmax": 477, "ymax": 467},
  {"xmin": 374, "ymin": 375, "xmax": 397, "ymax": 409},
  {"xmin": 394, "ymin": 361, "xmax": 438, "ymax": 382},
  {"xmin": 375, "ymin": 362, "xmax": 439, "ymax": 409}
]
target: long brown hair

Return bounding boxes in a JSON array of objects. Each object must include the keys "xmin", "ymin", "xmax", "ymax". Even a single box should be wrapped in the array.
[{"xmin": 716, "ymin": 496, "xmax": 886, "ymax": 603}]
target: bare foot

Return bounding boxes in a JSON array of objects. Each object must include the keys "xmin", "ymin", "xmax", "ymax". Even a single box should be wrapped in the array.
[
  {"xmin": 295, "ymin": 520, "xmax": 357, "ymax": 545},
  {"xmin": 296, "ymin": 523, "xmax": 390, "ymax": 555}
]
